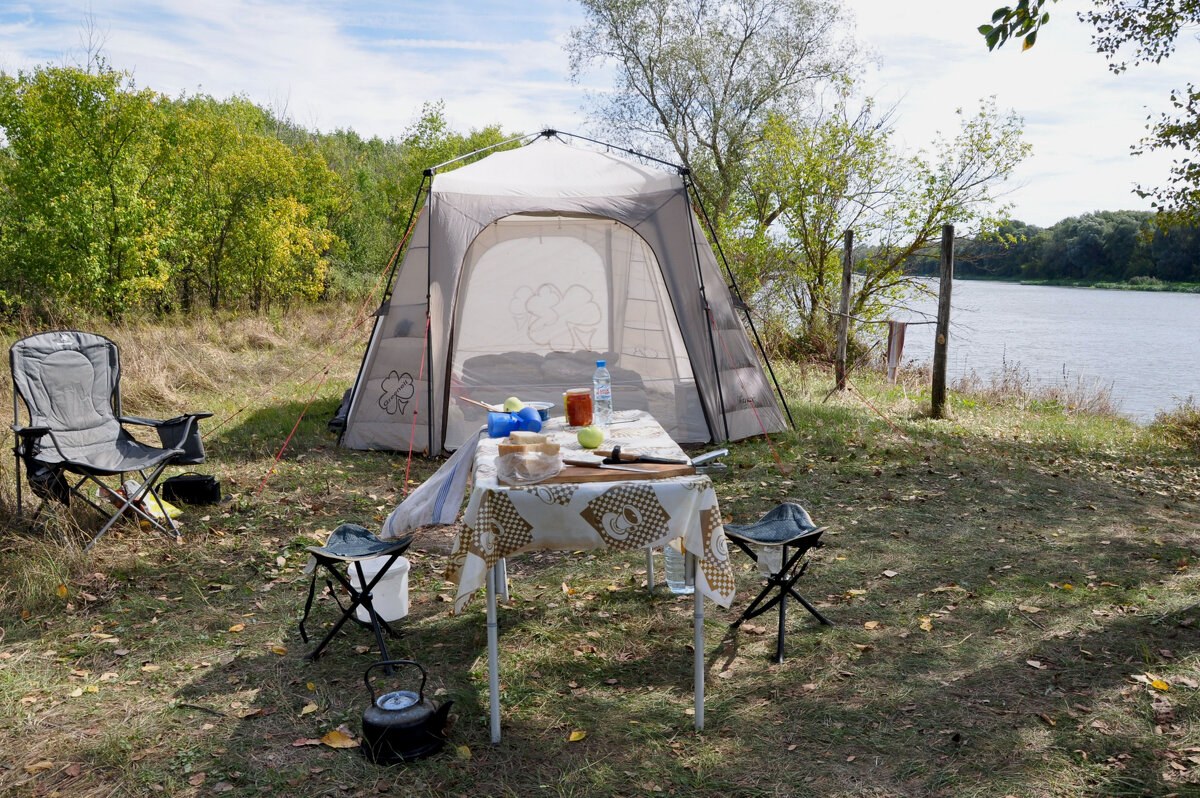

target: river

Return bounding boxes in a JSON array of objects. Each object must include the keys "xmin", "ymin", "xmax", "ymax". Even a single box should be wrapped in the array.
[{"xmin": 891, "ymin": 279, "xmax": 1200, "ymax": 423}]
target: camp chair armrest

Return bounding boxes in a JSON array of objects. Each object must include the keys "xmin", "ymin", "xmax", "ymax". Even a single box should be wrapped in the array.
[
  {"xmin": 120, "ymin": 411, "xmax": 213, "ymax": 427},
  {"xmin": 12, "ymin": 426, "xmax": 73, "ymax": 460},
  {"xmin": 11, "ymin": 424, "xmax": 52, "ymax": 454},
  {"xmin": 119, "ymin": 415, "xmax": 164, "ymax": 427},
  {"xmin": 11, "ymin": 423, "xmax": 51, "ymax": 438}
]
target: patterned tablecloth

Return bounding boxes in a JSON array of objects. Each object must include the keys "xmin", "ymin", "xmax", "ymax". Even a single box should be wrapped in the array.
[{"xmin": 446, "ymin": 409, "xmax": 735, "ymax": 614}]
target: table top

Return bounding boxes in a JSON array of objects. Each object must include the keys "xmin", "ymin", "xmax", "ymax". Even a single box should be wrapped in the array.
[{"xmin": 445, "ymin": 410, "xmax": 736, "ymax": 613}]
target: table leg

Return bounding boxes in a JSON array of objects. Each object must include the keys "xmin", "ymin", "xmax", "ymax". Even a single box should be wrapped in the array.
[
  {"xmin": 691, "ymin": 552, "xmax": 704, "ymax": 732},
  {"xmin": 646, "ymin": 548, "xmax": 656, "ymax": 592},
  {"xmin": 497, "ymin": 557, "xmax": 509, "ymax": 604},
  {"xmin": 486, "ymin": 564, "xmax": 501, "ymax": 743}
]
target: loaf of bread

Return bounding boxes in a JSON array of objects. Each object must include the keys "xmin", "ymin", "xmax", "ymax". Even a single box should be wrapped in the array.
[
  {"xmin": 508, "ymin": 431, "xmax": 548, "ymax": 444},
  {"xmin": 497, "ymin": 441, "xmax": 560, "ymax": 456}
]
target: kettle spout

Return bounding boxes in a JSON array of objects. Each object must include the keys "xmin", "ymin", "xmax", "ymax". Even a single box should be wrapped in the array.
[{"xmin": 431, "ymin": 700, "xmax": 454, "ymax": 737}]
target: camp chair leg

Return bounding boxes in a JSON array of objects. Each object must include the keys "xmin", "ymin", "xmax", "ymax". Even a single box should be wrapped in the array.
[
  {"xmin": 13, "ymin": 451, "xmax": 23, "ymax": 520},
  {"xmin": 74, "ymin": 461, "xmax": 179, "ymax": 551}
]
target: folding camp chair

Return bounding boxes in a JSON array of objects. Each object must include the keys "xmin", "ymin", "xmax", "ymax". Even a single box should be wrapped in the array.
[
  {"xmin": 725, "ymin": 503, "xmax": 834, "ymax": 663},
  {"xmin": 10, "ymin": 331, "xmax": 211, "ymax": 550},
  {"xmin": 300, "ymin": 524, "xmax": 415, "ymax": 670}
]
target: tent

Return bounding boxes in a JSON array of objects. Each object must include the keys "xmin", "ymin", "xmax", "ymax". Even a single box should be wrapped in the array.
[{"xmin": 338, "ymin": 131, "xmax": 791, "ymax": 455}]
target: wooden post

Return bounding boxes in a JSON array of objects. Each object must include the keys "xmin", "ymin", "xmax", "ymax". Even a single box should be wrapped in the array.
[
  {"xmin": 931, "ymin": 224, "xmax": 954, "ymax": 419},
  {"xmin": 834, "ymin": 230, "xmax": 853, "ymax": 390}
]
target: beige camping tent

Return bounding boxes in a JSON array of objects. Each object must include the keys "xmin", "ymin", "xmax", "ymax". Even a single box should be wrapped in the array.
[{"xmin": 339, "ymin": 133, "xmax": 788, "ymax": 455}]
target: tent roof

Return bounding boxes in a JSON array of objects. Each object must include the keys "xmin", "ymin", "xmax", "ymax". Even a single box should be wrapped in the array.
[{"xmin": 433, "ymin": 137, "xmax": 681, "ymax": 198}]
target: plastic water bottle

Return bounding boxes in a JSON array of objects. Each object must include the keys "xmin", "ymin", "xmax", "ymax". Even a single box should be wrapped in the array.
[
  {"xmin": 593, "ymin": 359, "xmax": 612, "ymax": 425},
  {"xmin": 664, "ymin": 539, "xmax": 694, "ymax": 595}
]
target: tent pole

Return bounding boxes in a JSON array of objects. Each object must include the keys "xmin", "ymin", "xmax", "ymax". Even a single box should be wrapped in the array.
[
  {"xmin": 426, "ymin": 189, "xmax": 435, "ymax": 458},
  {"xmin": 683, "ymin": 177, "xmax": 730, "ymax": 442},
  {"xmin": 550, "ymin": 130, "xmax": 686, "ymax": 172},
  {"xmin": 687, "ymin": 182, "xmax": 797, "ymax": 431},
  {"xmin": 425, "ymin": 131, "xmax": 541, "ymax": 175},
  {"xmin": 339, "ymin": 176, "xmax": 430, "ymax": 446}
]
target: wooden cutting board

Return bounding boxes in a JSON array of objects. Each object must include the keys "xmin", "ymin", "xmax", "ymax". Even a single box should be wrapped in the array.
[{"xmin": 543, "ymin": 462, "xmax": 695, "ymax": 484}]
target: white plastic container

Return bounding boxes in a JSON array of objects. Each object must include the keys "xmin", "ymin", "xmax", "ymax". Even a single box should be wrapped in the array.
[{"xmin": 347, "ymin": 555, "xmax": 411, "ymax": 622}]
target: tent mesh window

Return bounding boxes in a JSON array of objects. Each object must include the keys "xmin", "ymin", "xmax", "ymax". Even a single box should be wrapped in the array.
[{"xmin": 447, "ymin": 214, "xmax": 706, "ymax": 448}]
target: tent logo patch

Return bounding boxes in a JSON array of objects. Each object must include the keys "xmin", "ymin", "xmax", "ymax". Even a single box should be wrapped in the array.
[
  {"xmin": 511, "ymin": 283, "xmax": 601, "ymax": 350},
  {"xmin": 379, "ymin": 370, "xmax": 415, "ymax": 415}
]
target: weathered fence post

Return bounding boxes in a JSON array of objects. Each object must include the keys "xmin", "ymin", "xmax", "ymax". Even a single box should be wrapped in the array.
[
  {"xmin": 931, "ymin": 223, "xmax": 954, "ymax": 419},
  {"xmin": 835, "ymin": 229, "xmax": 853, "ymax": 391}
]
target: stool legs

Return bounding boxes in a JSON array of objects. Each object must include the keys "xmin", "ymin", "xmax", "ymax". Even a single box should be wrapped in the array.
[
  {"xmin": 300, "ymin": 551, "xmax": 405, "ymax": 668},
  {"xmin": 729, "ymin": 539, "xmax": 834, "ymax": 661}
]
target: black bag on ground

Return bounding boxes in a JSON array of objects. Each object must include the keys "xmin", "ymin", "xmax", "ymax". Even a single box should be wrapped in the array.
[{"xmin": 160, "ymin": 472, "xmax": 221, "ymax": 505}]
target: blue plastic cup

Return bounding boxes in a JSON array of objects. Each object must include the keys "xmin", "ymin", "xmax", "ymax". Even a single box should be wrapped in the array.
[
  {"xmin": 487, "ymin": 412, "xmax": 518, "ymax": 438},
  {"xmin": 514, "ymin": 406, "xmax": 543, "ymax": 432}
]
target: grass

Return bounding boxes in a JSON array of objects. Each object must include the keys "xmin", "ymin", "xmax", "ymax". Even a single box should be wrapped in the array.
[{"xmin": 1, "ymin": 305, "xmax": 1198, "ymax": 797}]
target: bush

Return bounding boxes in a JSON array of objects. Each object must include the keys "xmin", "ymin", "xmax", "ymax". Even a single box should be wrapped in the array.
[{"xmin": 1151, "ymin": 397, "xmax": 1200, "ymax": 451}]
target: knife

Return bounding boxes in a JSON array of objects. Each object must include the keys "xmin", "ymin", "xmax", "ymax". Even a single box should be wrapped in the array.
[
  {"xmin": 562, "ymin": 458, "xmax": 654, "ymax": 473},
  {"xmin": 601, "ymin": 445, "xmax": 690, "ymax": 466}
]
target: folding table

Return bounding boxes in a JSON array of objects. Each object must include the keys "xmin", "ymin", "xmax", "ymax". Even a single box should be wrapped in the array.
[{"xmin": 445, "ymin": 409, "xmax": 736, "ymax": 742}]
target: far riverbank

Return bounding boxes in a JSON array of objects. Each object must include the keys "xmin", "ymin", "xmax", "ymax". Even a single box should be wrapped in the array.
[{"xmin": 906, "ymin": 273, "xmax": 1200, "ymax": 293}]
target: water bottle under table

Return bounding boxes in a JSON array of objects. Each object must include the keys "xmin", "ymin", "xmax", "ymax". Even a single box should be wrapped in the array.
[{"xmin": 664, "ymin": 537, "xmax": 694, "ymax": 595}]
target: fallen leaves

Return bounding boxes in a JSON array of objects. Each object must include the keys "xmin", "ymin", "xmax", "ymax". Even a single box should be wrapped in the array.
[
  {"xmin": 228, "ymin": 623, "xmax": 245, "ymax": 633},
  {"xmin": 24, "ymin": 760, "xmax": 54, "ymax": 774},
  {"xmin": 300, "ymin": 702, "xmax": 318, "ymax": 716},
  {"xmin": 918, "ymin": 617, "xmax": 933, "ymax": 632},
  {"xmin": 568, "ymin": 730, "xmax": 587, "ymax": 742},
  {"xmin": 320, "ymin": 729, "xmax": 358, "ymax": 749},
  {"xmin": 863, "ymin": 620, "xmax": 880, "ymax": 630},
  {"xmin": 1132, "ymin": 673, "xmax": 1171, "ymax": 691}
]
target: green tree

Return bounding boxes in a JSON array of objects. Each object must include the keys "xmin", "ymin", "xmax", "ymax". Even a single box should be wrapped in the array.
[
  {"xmin": 158, "ymin": 96, "xmax": 339, "ymax": 311},
  {"xmin": 0, "ymin": 62, "xmax": 171, "ymax": 316},
  {"xmin": 567, "ymin": 0, "xmax": 858, "ymax": 233},
  {"xmin": 741, "ymin": 98, "xmax": 1030, "ymax": 356},
  {"xmin": 980, "ymin": 1, "xmax": 1200, "ymax": 223}
]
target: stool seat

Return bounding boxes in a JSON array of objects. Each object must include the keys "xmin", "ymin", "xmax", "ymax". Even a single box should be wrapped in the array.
[
  {"xmin": 727, "ymin": 503, "xmax": 833, "ymax": 662},
  {"xmin": 725, "ymin": 503, "xmax": 824, "ymax": 546},
  {"xmin": 306, "ymin": 523, "xmax": 412, "ymax": 562},
  {"xmin": 300, "ymin": 524, "xmax": 413, "ymax": 669}
]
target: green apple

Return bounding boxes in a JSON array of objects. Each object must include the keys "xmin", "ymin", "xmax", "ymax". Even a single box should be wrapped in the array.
[
  {"xmin": 577, "ymin": 426, "xmax": 604, "ymax": 449},
  {"xmin": 502, "ymin": 396, "xmax": 524, "ymax": 412}
]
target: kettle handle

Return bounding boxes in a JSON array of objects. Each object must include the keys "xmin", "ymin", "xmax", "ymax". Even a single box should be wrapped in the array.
[{"xmin": 364, "ymin": 660, "xmax": 427, "ymax": 705}]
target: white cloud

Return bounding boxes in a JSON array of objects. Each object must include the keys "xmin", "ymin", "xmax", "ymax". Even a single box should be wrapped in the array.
[
  {"xmin": 843, "ymin": 0, "xmax": 1200, "ymax": 225},
  {"xmin": 1, "ymin": 0, "xmax": 1197, "ymax": 225},
  {"xmin": 0, "ymin": 0, "xmax": 593, "ymax": 138}
]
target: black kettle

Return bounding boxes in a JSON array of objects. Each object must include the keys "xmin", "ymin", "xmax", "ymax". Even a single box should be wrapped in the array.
[{"xmin": 360, "ymin": 660, "xmax": 453, "ymax": 764}]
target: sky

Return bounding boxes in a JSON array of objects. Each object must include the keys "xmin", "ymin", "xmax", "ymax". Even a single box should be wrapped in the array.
[{"xmin": 0, "ymin": 0, "xmax": 1196, "ymax": 228}]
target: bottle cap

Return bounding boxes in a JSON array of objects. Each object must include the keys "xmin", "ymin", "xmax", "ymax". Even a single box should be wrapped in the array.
[{"xmin": 596, "ymin": 360, "xmax": 605, "ymax": 367}]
